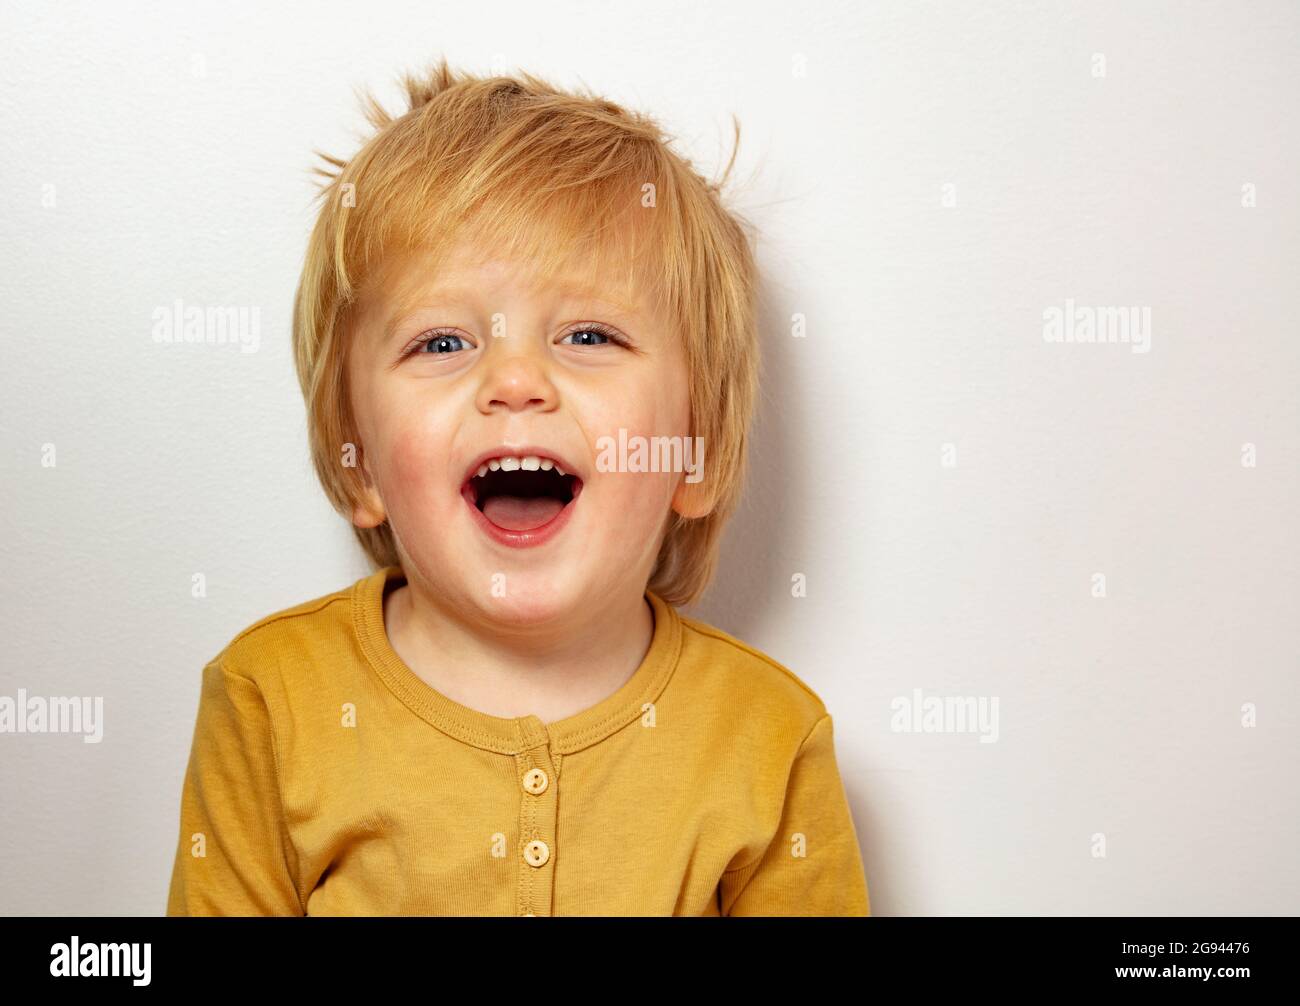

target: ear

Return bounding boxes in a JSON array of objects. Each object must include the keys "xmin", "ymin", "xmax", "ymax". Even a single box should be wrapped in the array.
[
  {"xmin": 670, "ymin": 474, "xmax": 715, "ymax": 520},
  {"xmin": 350, "ymin": 453, "xmax": 387, "ymax": 529}
]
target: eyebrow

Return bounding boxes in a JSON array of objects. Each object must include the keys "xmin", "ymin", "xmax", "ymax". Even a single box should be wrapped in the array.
[{"xmin": 413, "ymin": 282, "xmax": 637, "ymax": 313}]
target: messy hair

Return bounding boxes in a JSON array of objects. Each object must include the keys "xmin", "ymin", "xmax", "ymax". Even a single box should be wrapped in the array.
[{"xmin": 292, "ymin": 58, "xmax": 759, "ymax": 606}]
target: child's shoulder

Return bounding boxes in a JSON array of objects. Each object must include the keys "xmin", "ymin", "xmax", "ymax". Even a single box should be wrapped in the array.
[
  {"xmin": 203, "ymin": 572, "xmax": 368, "ymax": 686},
  {"xmin": 673, "ymin": 608, "xmax": 834, "ymax": 741}
]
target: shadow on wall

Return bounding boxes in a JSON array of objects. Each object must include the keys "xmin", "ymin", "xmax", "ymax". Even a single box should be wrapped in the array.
[{"xmin": 681, "ymin": 274, "xmax": 807, "ymax": 642}]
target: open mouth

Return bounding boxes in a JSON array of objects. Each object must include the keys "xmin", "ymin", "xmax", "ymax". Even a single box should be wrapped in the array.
[{"xmin": 462, "ymin": 457, "xmax": 583, "ymax": 534}]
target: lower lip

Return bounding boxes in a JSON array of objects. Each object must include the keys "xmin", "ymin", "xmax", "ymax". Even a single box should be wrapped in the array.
[{"xmin": 460, "ymin": 480, "xmax": 584, "ymax": 549}]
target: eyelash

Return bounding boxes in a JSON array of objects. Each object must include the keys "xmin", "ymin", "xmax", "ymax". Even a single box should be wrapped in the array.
[{"xmin": 402, "ymin": 322, "xmax": 629, "ymax": 358}]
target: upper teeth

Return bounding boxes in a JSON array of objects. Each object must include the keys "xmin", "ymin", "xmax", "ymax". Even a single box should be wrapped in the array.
[{"xmin": 475, "ymin": 455, "xmax": 564, "ymax": 478}]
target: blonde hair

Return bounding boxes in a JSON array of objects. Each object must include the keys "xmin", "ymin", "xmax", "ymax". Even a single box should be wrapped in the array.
[{"xmin": 292, "ymin": 58, "xmax": 759, "ymax": 606}]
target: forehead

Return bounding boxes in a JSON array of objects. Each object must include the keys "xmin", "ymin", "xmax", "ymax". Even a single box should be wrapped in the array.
[{"xmin": 366, "ymin": 233, "xmax": 649, "ymax": 320}]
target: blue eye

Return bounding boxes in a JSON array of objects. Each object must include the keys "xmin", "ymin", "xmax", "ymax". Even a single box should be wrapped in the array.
[
  {"xmin": 561, "ymin": 324, "xmax": 625, "ymax": 347},
  {"xmin": 418, "ymin": 332, "xmax": 469, "ymax": 354},
  {"xmin": 564, "ymin": 329, "xmax": 608, "ymax": 346},
  {"xmin": 402, "ymin": 329, "xmax": 472, "ymax": 358},
  {"xmin": 403, "ymin": 323, "xmax": 626, "ymax": 360}
]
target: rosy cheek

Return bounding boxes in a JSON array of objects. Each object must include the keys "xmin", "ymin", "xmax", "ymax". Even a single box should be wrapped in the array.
[
  {"xmin": 589, "ymin": 380, "xmax": 675, "ymax": 439},
  {"xmin": 383, "ymin": 414, "xmax": 443, "ymax": 501},
  {"xmin": 580, "ymin": 392, "xmax": 628, "ymax": 440}
]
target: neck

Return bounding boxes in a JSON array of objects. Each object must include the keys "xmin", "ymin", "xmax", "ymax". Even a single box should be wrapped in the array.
[{"xmin": 383, "ymin": 575, "xmax": 655, "ymax": 724}]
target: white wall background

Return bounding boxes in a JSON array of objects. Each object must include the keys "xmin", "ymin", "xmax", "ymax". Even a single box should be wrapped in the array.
[{"xmin": 1, "ymin": 0, "xmax": 1296, "ymax": 916}]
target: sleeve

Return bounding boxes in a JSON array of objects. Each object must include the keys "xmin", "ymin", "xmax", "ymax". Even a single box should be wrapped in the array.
[
  {"xmin": 719, "ymin": 714, "xmax": 870, "ymax": 916},
  {"xmin": 166, "ymin": 659, "xmax": 305, "ymax": 916}
]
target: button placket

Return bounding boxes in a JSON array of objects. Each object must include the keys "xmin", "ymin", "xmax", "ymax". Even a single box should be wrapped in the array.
[{"xmin": 515, "ymin": 717, "xmax": 558, "ymax": 917}]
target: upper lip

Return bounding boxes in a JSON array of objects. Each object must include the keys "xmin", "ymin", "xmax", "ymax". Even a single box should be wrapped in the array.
[{"xmin": 460, "ymin": 445, "xmax": 586, "ymax": 486}]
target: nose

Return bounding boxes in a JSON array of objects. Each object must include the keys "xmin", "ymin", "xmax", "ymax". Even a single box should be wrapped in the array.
[{"xmin": 474, "ymin": 338, "xmax": 559, "ymax": 414}]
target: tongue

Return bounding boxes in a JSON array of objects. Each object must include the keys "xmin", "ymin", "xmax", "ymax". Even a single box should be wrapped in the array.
[{"xmin": 481, "ymin": 495, "xmax": 565, "ymax": 531}]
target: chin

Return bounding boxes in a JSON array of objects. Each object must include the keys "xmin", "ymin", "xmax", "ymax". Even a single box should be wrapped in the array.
[{"xmin": 465, "ymin": 569, "xmax": 589, "ymax": 625}]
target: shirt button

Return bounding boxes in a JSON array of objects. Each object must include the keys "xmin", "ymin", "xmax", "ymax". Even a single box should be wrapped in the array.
[
  {"xmin": 523, "ymin": 839, "xmax": 550, "ymax": 867},
  {"xmin": 522, "ymin": 768, "xmax": 548, "ymax": 795}
]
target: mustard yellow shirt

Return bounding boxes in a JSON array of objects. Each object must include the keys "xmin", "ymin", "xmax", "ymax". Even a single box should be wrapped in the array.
[{"xmin": 166, "ymin": 565, "xmax": 870, "ymax": 916}]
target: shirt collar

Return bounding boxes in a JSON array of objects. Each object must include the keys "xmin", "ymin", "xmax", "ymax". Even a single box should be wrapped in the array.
[{"xmin": 353, "ymin": 565, "xmax": 681, "ymax": 755}]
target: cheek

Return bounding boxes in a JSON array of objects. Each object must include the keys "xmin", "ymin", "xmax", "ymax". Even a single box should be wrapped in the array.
[
  {"xmin": 583, "ymin": 369, "xmax": 691, "ymax": 516},
  {"xmin": 584, "ymin": 365, "xmax": 691, "ymax": 439},
  {"xmin": 374, "ymin": 405, "xmax": 447, "ymax": 506},
  {"xmin": 653, "ymin": 354, "xmax": 692, "ymax": 434}
]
